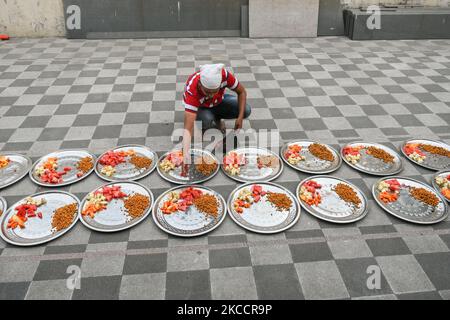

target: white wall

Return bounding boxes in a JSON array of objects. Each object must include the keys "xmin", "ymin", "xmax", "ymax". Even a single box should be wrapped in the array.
[
  {"xmin": 249, "ymin": 0, "xmax": 320, "ymax": 37},
  {"xmin": 0, "ymin": 0, "xmax": 65, "ymax": 37}
]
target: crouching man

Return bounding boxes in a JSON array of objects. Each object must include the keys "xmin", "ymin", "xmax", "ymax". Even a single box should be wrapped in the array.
[{"xmin": 181, "ymin": 63, "xmax": 251, "ymax": 165}]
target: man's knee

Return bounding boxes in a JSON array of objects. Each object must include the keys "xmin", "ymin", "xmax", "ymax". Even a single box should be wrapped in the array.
[
  {"xmin": 244, "ymin": 104, "xmax": 251, "ymax": 119},
  {"xmin": 196, "ymin": 111, "xmax": 217, "ymax": 130}
]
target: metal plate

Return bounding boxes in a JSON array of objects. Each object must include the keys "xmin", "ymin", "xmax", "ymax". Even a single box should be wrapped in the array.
[
  {"xmin": 95, "ymin": 145, "xmax": 157, "ymax": 182},
  {"xmin": 373, "ymin": 176, "xmax": 448, "ymax": 225},
  {"xmin": 153, "ymin": 185, "xmax": 227, "ymax": 237},
  {"xmin": 341, "ymin": 142, "xmax": 403, "ymax": 176},
  {"xmin": 0, "ymin": 191, "xmax": 80, "ymax": 246},
  {"xmin": 222, "ymin": 147, "xmax": 283, "ymax": 183},
  {"xmin": 0, "ymin": 153, "xmax": 33, "ymax": 189},
  {"xmin": 79, "ymin": 181, "xmax": 154, "ymax": 233},
  {"xmin": 157, "ymin": 149, "xmax": 219, "ymax": 185},
  {"xmin": 227, "ymin": 182, "xmax": 301, "ymax": 234},
  {"xmin": 431, "ymin": 170, "xmax": 450, "ymax": 204},
  {"xmin": 0, "ymin": 197, "xmax": 6, "ymax": 217},
  {"xmin": 401, "ymin": 139, "xmax": 450, "ymax": 171},
  {"xmin": 280, "ymin": 140, "xmax": 341, "ymax": 174},
  {"xmin": 30, "ymin": 150, "xmax": 96, "ymax": 187},
  {"xmin": 297, "ymin": 175, "xmax": 369, "ymax": 224}
]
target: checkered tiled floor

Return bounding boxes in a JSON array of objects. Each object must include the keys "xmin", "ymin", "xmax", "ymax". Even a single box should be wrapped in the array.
[{"xmin": 0, "ymin": 37, "xmax": 450, "ymax": 300}]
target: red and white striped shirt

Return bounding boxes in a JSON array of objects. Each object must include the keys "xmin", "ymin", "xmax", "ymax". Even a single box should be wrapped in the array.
[{"xmin": 183, "ymin": 68, "xmax": 239, "ymax": 114}]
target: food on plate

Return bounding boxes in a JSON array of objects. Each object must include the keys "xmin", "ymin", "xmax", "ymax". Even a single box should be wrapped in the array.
[
  {"xmin": 308, "ymin": 143, "xmax": 334, "ymax": 162},
  {"xmin": 51, "ymin": 203, "xmax": 78, "ymax": 232},
  {"xmin": 377, "ymin": 179, "xmax": 401, "ymax": 203},
  {"xmin": 160, "ymin": 151, "xmax": 183, "ymax": 173},
  {"xmin": 233, "ymin": 184, "xmax": 267, "ymax": 213},
  {"xmin": 435, "ymin": 174, "xmax": 450, "ymax": 200},
  {"xmin": 76, "ymin": 156, "xmax": 94, "ymax": 178},
  {"xmin": 343, "ymin": 146, "xmax": 362, "ymax": 164},
  {"xmin": 410, "ymin": 187, "xmax": 440, "ymax": 207},
  {"xmin": 130, "ymin": 155, "xmax": 153, "ymax": 170},
  {"xmin": 159, "ymin": 159, "xmax": 176, "ymax": 172},
  {"xmin": 34, "ymin": 157, "xmax": 71, "ymax": 184},
  {"xmin": 82, "ymin": 185, "xmax": 127, "ymax": 218},
  {"xmin": 37, "ymin": 157, "xmax": 57, "ymax": 172},
  {"xmin": 299, "ymin": 180, "xmax": 322, "ymax": 206},
  {"xmin": 257, "ymin": 155, "xmax": 279, "ymax": 169},
  {"xmin": 99, "ymin": 149, "xmax": 155, "ymax": 178},
  {"xmin": 161, "ymin": 187, "xmax": 203, "ymax": 214},
  {"xmin": 195, "ymin": 156, "xmax": 218, "ymax": 176},
  {"xmin": 100, "ymin": 165, "xmax": 116, "ymax": 177},
  {"xmin": 224, "ymin": 152, "xmax": 247, "ymax": 176},
  {"xmin": 99, "ymin": 149, "xmax": 136, "ymax": 167},
  {"xmin": 333, "ymin": 183, "xmax": 361, "ymax": 207},
  {"xmin": 420, "ymin": 144, "xmax": 450, "ymax": 158},
  {"xmin": 377, "ymin": 179, "xmax": 401, "ymax": 193},
  {"xmin": 441, "ymin": 189, "xmax": 450, "ymax": 200},
  {"xmin": 193, "ymin": 194, "xmax": 219, "ymax": 218},
  {"xmin": 366, "ymin": 146, "xmax": 394, "ymax": 163},
  {"xmin": 124, "ymin": 193, "xmax": 150, "ymax": 219},
  {"xmin": 266, "ymin": 192, "xmax": 292, "ymax": 211},
  {"xmin": 0, "ymin": 156, "xmax": 10, "ymax": 169},
  {"xmin": 284, "ymin": 144, "xmax": 305, "ymax": 165},
  {"xmin": 379, "ymin": 191, "xmax": 399, "ymax": 203},
  {"xmin": 7, "ymin": 197, "xmax": 47, "ymax": 230},
  {"xmin": 233, "ymin": 184, "xmax": 292, "ymax": 214},
  {"xmin": 160, "ymin": 187, "xmax": 219, "ymax": 218},
  {"xmin": 403, "ymin": 143, "xmax": 426, "ymax": 163}
]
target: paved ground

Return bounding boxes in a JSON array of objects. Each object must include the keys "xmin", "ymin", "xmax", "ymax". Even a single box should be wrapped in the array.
[{"xmin": 0, "ymin": 37, "xmax": 450, "ymax": 300}]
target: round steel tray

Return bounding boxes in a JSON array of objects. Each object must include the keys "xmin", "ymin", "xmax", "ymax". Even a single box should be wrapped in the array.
[
  {"xmin": 152, "ymin": 185, "xmax": 227, "ymax": 237},
  {"xmin": 95, "ymin": 145, "xmax": 157, "ymax": 182},
  {"xmin": 341, "ymin": 142, "xmax": 403, "ymax": 176},
  {"xmin": 296, "ymin": 175, "xmax": 369, "ymax": 224},
  {"xmin": 431, "ymin": 170, "xmax": 450, "ymax": 204},
  {"xmin": 222, "ymin": 147, "xmax": 283, "ymax": 183},
  {"xmin": 373, "ymin": 176, "xmax": 448, "ymax": 225},
  {"xmin": 401, "ymin": 139, "xmax": 450, "ymax": 171},
  {"xmin": 0, "ymin": 191, "xmax": 80, "ymax": 246},
  {"xmin": 280, "ymin": 140, "xmax": 342, "ymax": 174},
  {"xmin": 79, "ymin": 181, "xmax": 154, "ymax": 233},
  {"xmin": 227, "ymin": 182, "xmax": 301, "ymax": 234},
  {"xmin": 0, "ymin": 197, "xmax": 7, "ymax": 217},
  {"xmin": 157, "ymin": 149, "xmax": 219, "ymax": 185},
  {"xmin": 30, "ymin": 150, "xmax": 96, "ymax": 187},
  {"xmin": 0, "ymin": 153, "xmax": 33, "ymax": 189}
]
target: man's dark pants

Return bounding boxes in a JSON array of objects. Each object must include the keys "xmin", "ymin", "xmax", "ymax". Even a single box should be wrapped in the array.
[{"xmin": 196, "ymin": 94, "xmax": 251, "ymax": 130}]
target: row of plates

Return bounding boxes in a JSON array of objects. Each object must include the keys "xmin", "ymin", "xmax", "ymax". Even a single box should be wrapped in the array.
[
  {"xmin": 0, "ymin": 174, "xmax": 447, "ymax": 246},
  {"xmin": 1, "ymin": 139, "xmax": 449, "ymax": 191}
]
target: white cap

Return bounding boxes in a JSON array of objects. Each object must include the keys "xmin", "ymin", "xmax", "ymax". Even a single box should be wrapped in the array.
[{"xmin": 199, "ymin": 64, "xmax": 224, "ymax": 90}]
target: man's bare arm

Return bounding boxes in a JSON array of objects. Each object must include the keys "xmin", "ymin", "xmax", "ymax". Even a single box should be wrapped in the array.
[
  {"xmin": 233, "ymin": 83, "xmax": 247, "ymax": 130},
  {"xmin": 182, "ymin": 111, "xmax": 196, "ymax": 165}
]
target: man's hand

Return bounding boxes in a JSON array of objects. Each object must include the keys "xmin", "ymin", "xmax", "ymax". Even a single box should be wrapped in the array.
[
  {"xmin": 234, "ymin": 117, "xmax": 243, "ymax": 131},
  {"xmin": 181, "ymin": 163, "xmax": 189, "ymax": 177}
]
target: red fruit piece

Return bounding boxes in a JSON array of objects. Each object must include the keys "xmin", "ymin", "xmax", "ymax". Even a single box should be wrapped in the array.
[{"xmin": 251, "ymin": 185, "xmax": 262, "ymax": 194}]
